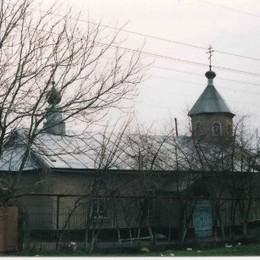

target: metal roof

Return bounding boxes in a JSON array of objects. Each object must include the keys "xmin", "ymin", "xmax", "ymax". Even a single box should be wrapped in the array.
[
  {"xmin": 188, "ymin": 83, "xmax": 234, "ymax": 117},
  {"xmin": 0, "ymin": 130, "xmax": 257, "ymax": 173}
]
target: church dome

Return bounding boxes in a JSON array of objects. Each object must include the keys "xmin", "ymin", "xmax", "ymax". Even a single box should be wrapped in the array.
[
  {"xmin": 205, "ymin": 70, "xmax": 216, "ymax": 79},
  {"xmin": 188, "ymin": 70, "xmax": 234, "ymax": 117},
  {"xmin": 47, "ymin": 83, "xmax": 61, "ymax": 105}
]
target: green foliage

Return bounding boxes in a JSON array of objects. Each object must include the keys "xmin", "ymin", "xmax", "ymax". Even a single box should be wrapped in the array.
[{"xmin": 1, "ymin": 242, "xmax": 260, "ymax": 256}]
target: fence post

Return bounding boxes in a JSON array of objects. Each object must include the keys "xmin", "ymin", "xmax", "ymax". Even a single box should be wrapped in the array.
[{"xmin": 56, "ymin": 196, "xmax": 60, "ymax": 250}]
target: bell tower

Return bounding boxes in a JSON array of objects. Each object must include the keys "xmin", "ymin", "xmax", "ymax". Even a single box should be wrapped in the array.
[{"xmin": 188, "ymin": 46, "xmax": 235, "ymax": 142}]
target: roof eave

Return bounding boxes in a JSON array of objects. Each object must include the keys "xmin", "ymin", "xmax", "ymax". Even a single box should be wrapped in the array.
[{"xmin": 188, "ymin": 111, "xmax": 235, "ymax": 117}]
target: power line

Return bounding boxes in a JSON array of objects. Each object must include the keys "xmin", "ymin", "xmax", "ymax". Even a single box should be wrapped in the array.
[
  {"xmin": 30, "ymin": 7, "xmax": 260, "ymax": 62},
  {"xmin": 6, "ymin": 5, "xmax": 260, "ymax": 83},
  {"xmin": 101, "ymin": 55, "xmax": 260, "ymax": 92},
  {"xmin": 21, "ymin": 19, "xmax": 260, "ymax": 79},
  {"xmin": 105, "ymin": 26, "xmax": 260, "ymax": 62},
  {"xmin": 151, "ymin": 75, "xmax": 260, "ymax": 96},
  {"xmin": 196, "ymin": 0, "xmax": 260, "ymax": 18},
  {"xmin": 102, "ymin": 53, "xmax": 260, "ymax": 88},
  {"xmin": 114, "ymin": 45, "xmax": 260, "ymax": 77},
  {"xmin": 154, "ymin": 65, "xmax": 260, "ymax": 87}
]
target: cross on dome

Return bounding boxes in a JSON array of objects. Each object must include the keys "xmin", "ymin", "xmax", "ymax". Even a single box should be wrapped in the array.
[{"xmin": 207, "ymin": 45, "xmax": 214, "ymax": 71}]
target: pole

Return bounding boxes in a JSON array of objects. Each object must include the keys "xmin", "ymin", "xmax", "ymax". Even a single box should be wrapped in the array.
[{"xmin": 174, "ymin": 118, "xmax": 179, "ymax": 137}]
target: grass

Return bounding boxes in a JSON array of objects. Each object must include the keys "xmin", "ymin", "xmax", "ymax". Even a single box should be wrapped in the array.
[{"xmin": 1, "ymin": 242, "xmax": 260, "ymax": 256}]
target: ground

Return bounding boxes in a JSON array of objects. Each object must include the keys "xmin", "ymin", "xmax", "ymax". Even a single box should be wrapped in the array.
[{"xmin": 1, "ymin": 241, "xmax": 260, "ymax": 256}]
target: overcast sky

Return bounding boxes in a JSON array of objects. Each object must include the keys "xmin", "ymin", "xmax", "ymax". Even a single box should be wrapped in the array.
[{"xmin": 34, "ymin": 0, "xmax": 260, "ymax": 134}]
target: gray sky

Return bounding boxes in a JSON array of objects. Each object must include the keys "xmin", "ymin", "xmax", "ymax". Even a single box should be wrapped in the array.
[{"xmin": 34, "ymin": 0, "xmax": 260, "ymax": 134}]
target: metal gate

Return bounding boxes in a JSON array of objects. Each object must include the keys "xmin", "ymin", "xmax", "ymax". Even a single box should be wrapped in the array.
[{"xmin": 193, "ymin": 200, "xmax": 212, "ymax": 238}]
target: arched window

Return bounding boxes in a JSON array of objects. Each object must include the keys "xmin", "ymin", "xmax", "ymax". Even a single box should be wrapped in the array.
[
  {"xmin": 195, "ymin": 121, "xmax": 203, "ymax": 136},
  {"xmin": 212, "ymin": 121, "xmax": 222, "ymax": 136}
]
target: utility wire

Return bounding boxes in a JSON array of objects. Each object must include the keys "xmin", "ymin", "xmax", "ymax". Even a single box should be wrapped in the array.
[
  {"xmin": 30, "ymin": 7, "xmax": 260, "ymax": 62},
  {"xmin": 21, "ymin": 20, "xmax": 260, "ymax": 78},
  {"xmin": 102, "ymin": 55, "xmax": 260, "ymax": 89},
  {"xmin": 196, "ymin": 0, "xmax": 260, "ymax": 18},
  {"xmin": 100, "ymin": 24, "xmax": 260, "ymax": 62},
  {"xmin": 114, "ymin": 45, "xmax": 260, "ymax": 77},
  {"xmin": 151, "ymin": 75, "xmax": 260, "ymax": 96},
  {"xmin": 154, "ymin": 66, "xmax": 260, "ymax": 87}
]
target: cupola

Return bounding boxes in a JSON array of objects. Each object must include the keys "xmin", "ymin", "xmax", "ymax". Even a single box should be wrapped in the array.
[
  {"xmin": 43, "ymin": 81, "xmax": 66, "ymax": 136},
  {"xmin": 188, "ymin": 47, "xmax": 235, "ymax": 142}
]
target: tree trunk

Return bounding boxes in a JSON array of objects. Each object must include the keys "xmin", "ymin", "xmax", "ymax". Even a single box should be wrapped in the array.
[
  {"xmin": 117, "ymin": 228, "xmax": 122, "ymax": 244},
  {"xmin": 168, "ymin": 225, "xmax": 171, "ymax": 242},
  {"xmin": 89, "ymin": 229, "xmax": 98, "ymax": 254},
  {"xmin": 129, "ymin": 228, "xmax": 133, "ymax": 246},
  {"xmin": 84, "ymin": 229, "xmax": 89, "ymax": 250},
  {"xmin": 148, "ymin": 225, "xmax": 153, "ymax": 244},
  {"xmin": 181, "ymin": 227, "xmax": 187, "ymax": 244},
  {"xmin": 137, "ymin": 227, "xmax": 141, "ymax": 248},
  {"xmin": 242, "ymin": 221, "xmax": 247, "ymax": 238}
]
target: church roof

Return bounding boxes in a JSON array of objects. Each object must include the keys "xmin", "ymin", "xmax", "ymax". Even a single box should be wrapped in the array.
[
  {"xmin": 188, "ymin": 70, "xmax": 234, "ymax": 117},
  {"xmin": 0, "ymin": 129, "xmax": 257, "ymax": 173}
]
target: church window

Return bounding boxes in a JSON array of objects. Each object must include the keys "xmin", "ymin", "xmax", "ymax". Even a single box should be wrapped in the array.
[
  {"xmin": 195, "ymin": 121, "xmax": 203, "ymax": 136},
  {"xmin": 212, "ymin": 122, "xmax": 222, "ymax": 136}
]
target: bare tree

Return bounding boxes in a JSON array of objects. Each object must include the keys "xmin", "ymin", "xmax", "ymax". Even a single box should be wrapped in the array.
[
  {"xmin": 0, "ymin": 0, "xmax": 145, "ymax": 203},
  {"xmin": 147, "ymin": 116, "xmax": 260, "ymax": 243},
  {"xmin": 185, "ymin": 116, "xmax": 260, "ymax": 241},
  {"xmin": 46, "ymin": 121, "xmax": 138, "ymax": 252}
]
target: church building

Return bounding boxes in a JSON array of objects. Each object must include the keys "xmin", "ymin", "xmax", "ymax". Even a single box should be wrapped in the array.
[{"xmin": 0, "ymin": 54, "xmax": 259, "ymax": 251}]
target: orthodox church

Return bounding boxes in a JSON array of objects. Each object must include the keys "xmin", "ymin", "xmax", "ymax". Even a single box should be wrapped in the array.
[{"xmin": 0, "ymin": 60, "xmax": 259, "ymax": 251}]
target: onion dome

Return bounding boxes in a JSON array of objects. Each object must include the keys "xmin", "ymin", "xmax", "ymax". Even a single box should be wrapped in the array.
[
  {"xmin": 47, "ymin": 81, "xmax": 61, "ymax": 105},
  {"xmin": 205, "ymin": 70, "xmax": 216, "ymax": 79}
]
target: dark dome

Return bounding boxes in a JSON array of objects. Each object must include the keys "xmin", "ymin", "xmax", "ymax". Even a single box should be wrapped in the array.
[
  {"xmin": 205, "ymin": 70, "xmax": 216, "ymax": 79},
  {"xmin": 47, "ymin": 86, "xmax": 61, "ymax": 105}
]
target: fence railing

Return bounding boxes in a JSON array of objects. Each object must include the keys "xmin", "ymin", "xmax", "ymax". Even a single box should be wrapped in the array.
[{"xmin": 16, "ymin": 193, "xmax": 260, "ymax": 251}]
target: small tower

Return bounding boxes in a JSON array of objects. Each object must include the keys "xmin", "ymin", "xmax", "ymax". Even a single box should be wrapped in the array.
[
  {"xmin": 188, "ymin": 46, "xmax": 235, "ymax": 142},
  {"xmin": 43, "ymin": 81, "xmax": 66, "ymax": 136}
]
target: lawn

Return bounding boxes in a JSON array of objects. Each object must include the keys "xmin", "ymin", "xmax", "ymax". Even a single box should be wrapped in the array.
[{"xmin": 1, "ymin": 242, "xmax": 260, "ymax": 256}]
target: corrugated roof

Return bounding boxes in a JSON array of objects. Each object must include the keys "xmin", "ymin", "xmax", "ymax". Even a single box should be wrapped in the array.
[
  {"xmin": 0, "ymin": 129, "xmax": 257, "ymax": 173},
  {"xmin": 31, "ymin": 133, "xmax": 94, "ymax": 169},
  {"xmin": 188, "ymin": 82, "xmax": 234, "ymax": 116}
]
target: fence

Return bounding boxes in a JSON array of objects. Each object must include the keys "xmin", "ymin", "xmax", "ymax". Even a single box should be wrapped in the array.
[{"xmin": 16, "ymin": 193, "xmax": 260, "ymax": 251}]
